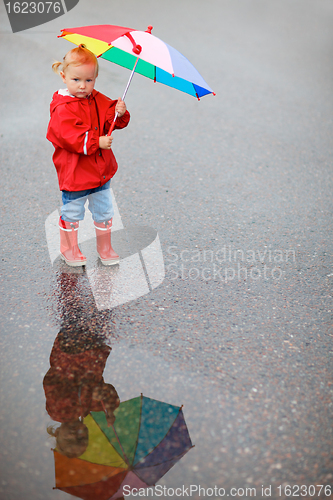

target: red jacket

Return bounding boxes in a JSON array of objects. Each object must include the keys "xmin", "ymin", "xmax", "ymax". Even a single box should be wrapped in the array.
[
  {"xmin": 46, "ymin": 89, "xmax": 130, "ymax": 191},
  {"xmin": 43, "ymin": 336, "xmax": 112, "ymax": 422}
]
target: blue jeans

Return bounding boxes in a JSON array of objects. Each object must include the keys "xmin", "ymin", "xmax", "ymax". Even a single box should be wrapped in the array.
[{"xmin": 61, "ymin": 181, "xmax": 114, "ymax": 223}]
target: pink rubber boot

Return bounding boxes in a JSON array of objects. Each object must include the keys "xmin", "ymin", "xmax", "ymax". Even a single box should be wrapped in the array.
[
  {"xmin": 59, "ymin": 217, "xmax": 87, "ymax": 267},
  {"xmin": 94, "ymin": 219, "xmax": 119, "ymax": 266}
]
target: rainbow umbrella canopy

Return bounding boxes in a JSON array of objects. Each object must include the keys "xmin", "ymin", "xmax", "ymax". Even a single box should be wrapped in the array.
[
  {"xmin": 59, "ymin": 24, "xmax": 214, "ymax": 100},
  {"xmin": 53, "ymin": 395, "xmax": 193, "ymax": 500}
]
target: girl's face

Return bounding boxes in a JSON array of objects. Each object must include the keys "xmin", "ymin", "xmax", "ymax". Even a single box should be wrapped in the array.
[{"xmin": 60, "ymin": 63, "xmax": 97, "ymax": 98}]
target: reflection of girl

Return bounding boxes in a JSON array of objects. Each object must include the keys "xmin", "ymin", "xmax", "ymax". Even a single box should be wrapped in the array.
[
  {"xmin": 47, "ymin": 45, "xmax": 130, "ymax": 266},
  {"xmin": 44, "ymin": 328, "xmax": 119, "ymax": 457}
]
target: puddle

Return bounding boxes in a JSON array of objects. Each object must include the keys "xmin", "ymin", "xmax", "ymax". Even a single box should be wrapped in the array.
[
  {"xmin": 2, "ymin": 317, "xmax": 333, "ymax": 500},
  {"xmin": 0, "ymin": 326, "xmax": 248, "ymax": 500},
  {"xmin": 1, "ymin": 265, "xmax": 228, "ymax": 500}
]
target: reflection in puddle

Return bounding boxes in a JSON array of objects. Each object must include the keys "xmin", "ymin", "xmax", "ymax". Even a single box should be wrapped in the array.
[
  {"xmin": 45, "ymin": 271, "xmax": 193, "ymax": 499},
  {"xmin": 53, "ymin": 396, "xmax": 193, "ymax": 499},
  {"xmin": 43, "ymin": 330, "xmax": 117, "ymax": 456},
  {"xmin": 50, "ymin": 269, "xmax": 114, "ymax": 338}
]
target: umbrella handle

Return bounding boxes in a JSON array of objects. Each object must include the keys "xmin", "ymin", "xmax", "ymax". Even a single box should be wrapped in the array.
[{"xmin": 107, "ymin": 55, "xmax": 140, "ymax": 137}]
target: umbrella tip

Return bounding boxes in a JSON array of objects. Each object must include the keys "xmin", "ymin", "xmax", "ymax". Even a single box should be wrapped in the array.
[{"xmin": 146, "ymin": 25, "xmax": 153, "ymax": 34}]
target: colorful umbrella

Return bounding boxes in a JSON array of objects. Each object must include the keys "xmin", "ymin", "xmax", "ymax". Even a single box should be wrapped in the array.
[
  {"xmin": 53, "ymin": 395, "xmax": 193, "ymax": 500},
  {"xmin": 59, "ymin": 24, "xmax": 215, "ymax": 134}
]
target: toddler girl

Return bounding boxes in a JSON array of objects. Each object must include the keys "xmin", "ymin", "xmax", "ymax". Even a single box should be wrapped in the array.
[{"xmin": 47, "ymin": 45, "xmax": 130, "ymax": 266}]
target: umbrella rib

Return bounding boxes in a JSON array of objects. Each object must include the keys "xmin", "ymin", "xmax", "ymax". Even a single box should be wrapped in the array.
[
  {"xmin": 111, "ymin": 423, "xmax": 131, "ymax": 466},
  {"xmin": 192, "ymin": 83, "xmax": 200, "ymax": 101},
  {"xmin": 108, "ymin": 393, "xmax": 144, "ymax": 470},
  {"xmin": 99, "ymin": 401, "xmax": 130, "ymax": 466},
  {"xmin": 131, "ymin": 393, "xmax": 144, "ymax": 467}
]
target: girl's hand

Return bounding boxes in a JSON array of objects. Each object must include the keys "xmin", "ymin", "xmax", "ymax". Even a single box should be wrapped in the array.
[
  {"xmin": 115, "ymin": 98, "xmax": 126, "ymax": 117},
  {"xmin": 99, "ymin": 135, "xmax": 113, "ymax": 149},
  {"xmin": 106, "ymin": 412, "xmax": 116, "ymax": 427}
]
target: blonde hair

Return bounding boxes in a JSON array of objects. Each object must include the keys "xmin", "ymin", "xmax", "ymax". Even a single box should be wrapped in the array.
[
  {"xmin": 52, "ymin": 44, "xmax": 99, "ymax": 77},
  {"xmin": 47, "ymin": 424, "xmax": 58, "ymax": 438}
]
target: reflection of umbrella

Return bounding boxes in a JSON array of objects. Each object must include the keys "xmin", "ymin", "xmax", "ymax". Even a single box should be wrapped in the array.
[
  {"xmin": 59, "ymin": 24, "xmax": 215, "ymax": 134},
  {"xmin": 54, "ymin": 395, "xmax": 193, "ymax": 500}
]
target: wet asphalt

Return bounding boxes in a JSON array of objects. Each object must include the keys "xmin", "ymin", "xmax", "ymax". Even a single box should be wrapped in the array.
[{"xmin": 1, "ymin": 0, "xmax": 333, "ymax": 499}]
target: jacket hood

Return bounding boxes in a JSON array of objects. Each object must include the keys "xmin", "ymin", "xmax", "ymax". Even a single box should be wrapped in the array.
[{"xmin": 50, "ymin": 88, "xmax": 99, "ymax": 114}]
